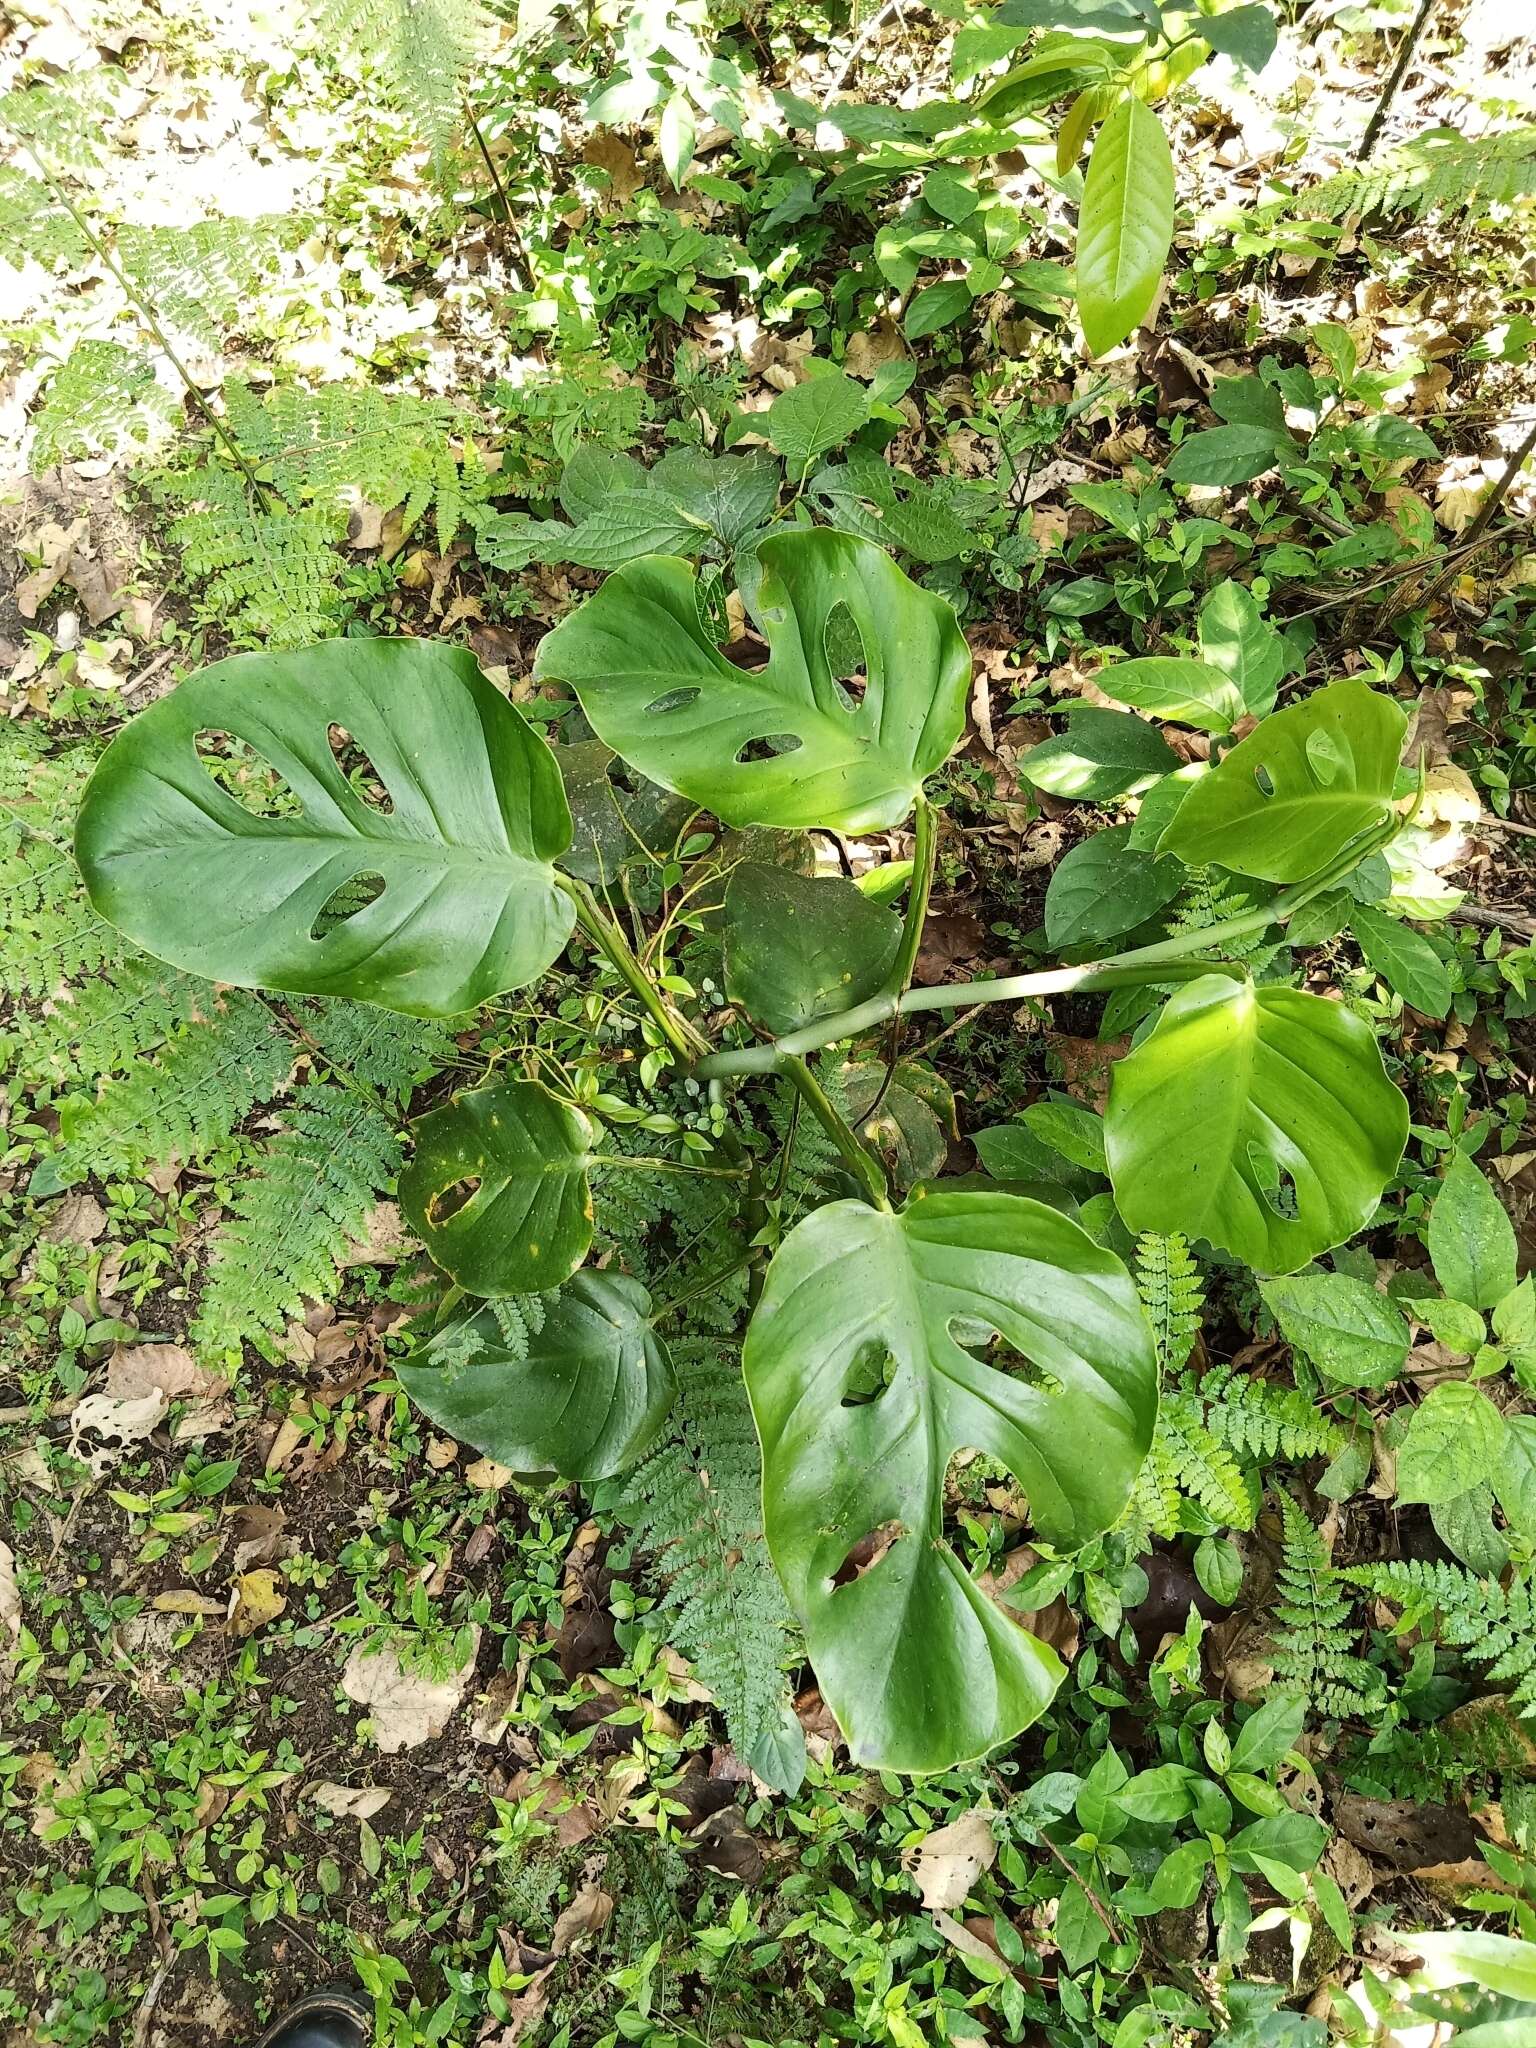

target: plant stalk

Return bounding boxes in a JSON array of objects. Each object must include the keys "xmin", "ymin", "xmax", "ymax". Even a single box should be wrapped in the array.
[
  {"xmin": 695, "ymin": 825, "xmax": 1393, "ymax": 1079},
  {"xmin": 889, "ymin": 789, "xmax": 938, "ymax": 1000},
  {"xmin": 781, "ymin": 1057, "xmax": 890, "ymax": 1210},
  {"xmin": 1355, "ymin": 0, "xmax": 1435, "ymax": 163},
  {"xmin": 562, "ymin": 875, "xmax": 711, "ymax": 1063}
]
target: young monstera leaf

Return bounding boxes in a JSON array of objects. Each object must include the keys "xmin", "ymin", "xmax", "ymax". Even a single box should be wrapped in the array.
[
  {"xmin": 1106, "ymin": 975, "xmax": 1408, "ymax": 1273},
  {"xmin": 743, "ymin": 1187, "xmax": 1158, "ymax": 1772},
  {"xmin": 400, "ymin": 1075, "xmax": 593, "ymax": 1297},
  {"xmin": 724, "ymin": 863, "xmax": 901, "ymax": 1034},
  {"xmin": 397, "ymin": 1272, "xmax": 674, "ymax": 1482},
  {"xmin": 74, "ymin": 639, "xmax": 574, "ymax": 1018},
  {"xmin": 1158, "ymin": 677, "xmax": 1405, "ymax": 883},
  {"xmin": 532, "ymin": 529, "xmax": 972, "ymax": 833}
]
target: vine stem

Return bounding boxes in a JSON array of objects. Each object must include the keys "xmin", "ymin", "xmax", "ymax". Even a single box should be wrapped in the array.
[
  {"xmin": 695, "ymin": 824, "xmax": 1394, "ymax": 1080},
  {"xmin": 890, "ymin": 790, "xmax": 938, "ymax": 1001},
  {"xmin": 781, "ymin": 1057, "xmax": 890, "ymax": 1211},
  {"xmin": 560, "ymin": 874, "xmax": 711, "ymax": 1063}
]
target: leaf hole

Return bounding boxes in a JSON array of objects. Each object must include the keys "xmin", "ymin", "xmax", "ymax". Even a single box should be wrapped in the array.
[
  {"xmin": 830, "ymin": 1521, "xmax": 906, "ymax": 1589},
  {"xmin": 840, "ymin": 1337, "xmax": 899, "ymax": 1409},
  {"xmin": 327, "ymin": 725, "xmax": 394, "ymax": 813},
  {"xmin": 1253, "ymin": 762, "xmax": 1275, "ymax": 798},
  {"xmin": 427, "ymin": 1176, "xmax": 482, "ymax": 1226},
  {"xmin": 194, "ymin": 730, "xmax": 300, "ymax": 820},
  {"xmin": 735, "ymin": 732, "xmax": 804, "ymax": 765},
  {"xmin": 950, "ymin": 1317, "xmax": 1064, "ymax": 1396},
  {"xmin": 644, "ymin": 686, "xmax": 703, "ymax": 716},
  {"xmin": 309, "ymin": 870, "xmax": 386, "ymax": 940},
  {"xmin": 823, "ymin": 600, "xmax": 868, "ymax": 713}
]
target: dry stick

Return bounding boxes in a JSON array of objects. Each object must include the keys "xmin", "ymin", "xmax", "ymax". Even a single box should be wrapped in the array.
[
  {"xmin": 1355, "ymin": 0, "xmax": 1437, "ymax": 162},
  {"xmin": 1379, "ymin": 411, "xmax": 1536, "ymax": 627}
]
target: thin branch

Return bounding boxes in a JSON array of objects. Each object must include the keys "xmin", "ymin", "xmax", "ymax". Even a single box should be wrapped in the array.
[{"xmin": 1355, "ymin": 0, "xmax": 1436, "ymax": 163}]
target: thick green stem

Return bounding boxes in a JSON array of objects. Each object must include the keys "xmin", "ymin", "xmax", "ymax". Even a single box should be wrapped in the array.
[
  {"xmin": 782, "ymin": 1057, "xmax": 890, "ymax": 1210},
  {"xmin": 561, "ymin": 875, "xmax": 710, "ymax": 1063},
  {"xmin": 889, "ymin": 790, "xmax": 938, "ymax": 999},
  {"xmin": 696, "ymin": 823, "xmax": 1393, "ymax": 1080}
]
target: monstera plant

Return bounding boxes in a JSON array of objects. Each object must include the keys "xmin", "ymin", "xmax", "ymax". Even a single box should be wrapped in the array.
[{"xmin": 75, "ymin": 528, "xmax": 1414, "ymax": 1775}]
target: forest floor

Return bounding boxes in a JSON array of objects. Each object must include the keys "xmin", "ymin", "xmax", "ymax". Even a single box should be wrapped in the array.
[{"xmin": 4, "ymin": 1, "xmax": 1536, "ymax": 2046}]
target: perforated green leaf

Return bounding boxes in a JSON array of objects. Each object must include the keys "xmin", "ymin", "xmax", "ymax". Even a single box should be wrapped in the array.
[
  {"xmin": 1106, "ymin": 976, "xmax": 1409, "ymax": 1273},
  {"xmin": 75, "ymin": 639, "xmax": 573, "ymax": 1018},
  {"xmin": 1157, "ymin": 678, "xmax": 1406, "ymax": 882},
  {"xmin": 743, "ymin": 1187, "xmax": 1157, "ymax": 1771},
  {"xmin": 400, "ymin": 1076, "xmax": 593, "ymax": 1297},
  {"xmin": 398, "ymin": 1272, "xmax": 674, "ymax": 1481},
  {"xmin": 533, "ymin": 529, "xmax": 972, "ymax": 832}
]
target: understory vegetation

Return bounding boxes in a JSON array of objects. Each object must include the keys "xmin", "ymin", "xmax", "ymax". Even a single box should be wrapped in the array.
[{"xmin": 3, "ymin": 0, "xmax": 1536, "ymax": 2044}]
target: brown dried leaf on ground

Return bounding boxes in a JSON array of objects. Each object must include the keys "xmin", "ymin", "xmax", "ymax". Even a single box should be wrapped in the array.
[
  {"xmin": 41, "ymin": 1192, "xmax": 108, "ymax": 1245},
  {"xmin": 307, "ymin": 1781, "xmax": 392, "ymax": 1822},
  {"xmin": 106, "ymin": 1342, "xmax": 223, "ymax": 1404},
  {"xmin": 551, "ymin": 1860, "xmax": 615, "ymax": 1952},
  {"xmin": 903, "ymin": 1810, "xmax": 997, "ymax": 1912},
  {"xmin": 340, "ymin": 1627, "xmax": 481, "ymax": 1753},
  {"xmin": 228, "ymin": 1569, "xmax": 286, "ymax": 1637},
  {"xmin": 69, "ymin": 1390, "xmax": 168, "ymax": 1476}
]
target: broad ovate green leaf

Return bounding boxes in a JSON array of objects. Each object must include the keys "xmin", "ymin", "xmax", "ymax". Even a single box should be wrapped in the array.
[
  {"xmin": 1075, "ymin": 96, "xmax": 1175, "ymax": 359},
  {"xmin": 1396, "ymin": 1381, "xmax": 1509, "ymax": 1506},
  {"xmin": 1158, "ymin": 677, "xmax": 1406, "ymax": 882},
  {"xmin": 743, "ymin": 1186, "xmax": 1157, "ymax": 1771},
  {"xmin": 724, "ymin": 864, "xmax": 900, "ymax": 1034},
  {"xmin": 75, "ymin": 639, "xmax": 574, "ymax": 1018},
  {"xmin": 533, "ymin": 529, "xmax": 972, "ymax": 833},
  {"xmin": 1259, "ymin": 1272, "xmax": 1409, "ymax": 1388},
  {"xmin": 1428, "ymin": 1151, "xmax": 1518, "ymax": 1310},
  {"xmin": 1106, "ymin": 975, "xmax": 1409, "ymax": 1273},
  {"xmin": 1093, "ymin": 656, "xmax": 1245, "ymax": 735},
  {"xmin": 400, "ymin": 1075, "xmax": 593, "ymax": 1297},
  {"xmin": 397, "ymin": 1272, "xmax": 673, "ymax": 1481}
]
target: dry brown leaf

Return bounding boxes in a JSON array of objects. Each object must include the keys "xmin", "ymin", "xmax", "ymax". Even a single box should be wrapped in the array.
[
  {"xmin": 551, "ymin": 1866, "xmax": 615, "ymax": 1953},
  {"xmin": 903, "ymin": 1810, "xmax": 997, "ymax": 1912},
  {"xmin": 582, "ymin": 131, "xmax": 643, "ymax": 202},
  {"xmin": 308, "ymin": 1781, "xmax": 393, "ymax": 1821},
  {"xmin": 41, "ymin": 1192, "xmax": 108, "ymax": 1246},
  {"xmin": 229, "ymin": 1569, "xmax": 287, "ymax": 1637},
  {"xmin": 153, "ymin": 1589, "xmax": 224, "ymax": 1615},
  {"xmin": 341, "ymin": 1201, "xmax": 414, "ymax": 1267},
  {"xmin": 340, "ymin": 1627, "xmax": 481, "ymax": 1753},
  {"xmin": 69, "ymin": 1391, "xmax": 168, "ymax": 1475},
  {"xmin": 105, "ymin": 1342, "xmax": 222, "ymax": 1404}
]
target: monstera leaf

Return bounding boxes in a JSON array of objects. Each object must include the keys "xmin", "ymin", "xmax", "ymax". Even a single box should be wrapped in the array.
[
  {"xmin": 75, "ymin": 639, "xmax": 574, "ymax": 1017},
  {"xmin": 743, "ymin": 1187, "xmax": 1157, "ymax": 1771},
  {"xmin": 532, "ymin": 529, "xmax": 972, "ymax": 832},
  {"xmin": 397, "ymin": 1272, "xmax": 674, "ymax": 1481},
  {"xmin": 400, "ymin": 1075, "xmax": 593, "ymax": 1297},
  {"xmin": 724, "ymin": 864, "xmax": 901, "ymax": 1033},
  {"xmin": 1158, "ymin": 678, "xmax": 1405, "ymax": 883},
  {"xmin": 1105, "ymin": 975, "xmax": 1409, "ymax": 1274}
]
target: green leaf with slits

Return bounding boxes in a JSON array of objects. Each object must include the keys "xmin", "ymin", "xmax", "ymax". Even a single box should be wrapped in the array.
[
  {"xmin": 743, "ymin": 1187, "xmax": 1157, "ymax": 1771},
  {"xmin": 533, "ymin": 529, "xmax": 972, "ymax": 833},
  {"xmin": 74, "ymin": 638, "xmax": 573, "ymax": 1019},
  {"xmin": 400, "ymin": 1076, "xmax": 594, "ymax": 1297},
  {"xmin": 1106, "ymin": 975, "xmax": 1409, "ymax": 1273},
  {"xmin": 398, "ymin": 1272, "xmax": 674, "ymax": 1480}
]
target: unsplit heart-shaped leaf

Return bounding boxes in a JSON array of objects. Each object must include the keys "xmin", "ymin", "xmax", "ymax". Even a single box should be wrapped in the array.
[
  {"xmin": 531, "ymin": 528, "xmax": 972, "ymax": 832},
  {"xmin": 1157, "ymin": 677, "xmax": 1406, "ymax": 882},
  {"xmin": 742, "ymin": 1187, "xmax": 1157, "ymax": 1771},
  {"xmin": 400, "ymin": 1076, "xmax": 594, "ymax": 1297},
  {"xmin": 75, "ymin": 638, "xmax": 574, "ymax": 1018},
  {"xmin": 397, "ymin": 1271, "xmax": 674, "ymax": 1481},
  {"xmin": 1105, "ymin": 976, "xmax": 1408, "ymax": 1273},
  {"xmin": 724, "ymin": 863, "xmax": 901, "ymax": 1034}
]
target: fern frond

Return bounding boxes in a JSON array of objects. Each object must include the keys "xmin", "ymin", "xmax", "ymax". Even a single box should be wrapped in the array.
[
  {"xmin": 1199, "ymin": 1362, "xmax": 1344, "ymax": 1462},
  {"xmin": 1272, "ymin": 1495, "xmax": 1383, "ymax": 1719},
  {"xmin": 1135, "ymin": 1232, "xmax": 1203, "ymax": 1371},
  {"xmin": 1285, "ymin": 127, "xmax": 1536, "ymax": 225},
  {"xmin": 115, "ymin": 215, "xmax": 307, "ymax": 350},
  {"xmin": 30, "ymin": 340, "xmax": 179, "ymax": 473},
  {"xmin": 601, "ymin": 1338, "xmax": 803, "ymax": 1785},
  {"xmin": 0, "ymin": 165, "xmax": 92, "ymax": 270},
  {"xmin": 54, "ymin": 993, "xmax": 296, "ymax": 1182},
  {"xmin": 164, "ymin": 462, "xmax": 344, "ymax": 648},
  {"xmin": 1347, "ymin": 1559, "xmax": 1536, "ymax": 1715},
  {"xmin": 314, "ymin": 0, "xmax": 490, "ymax": 165}
]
